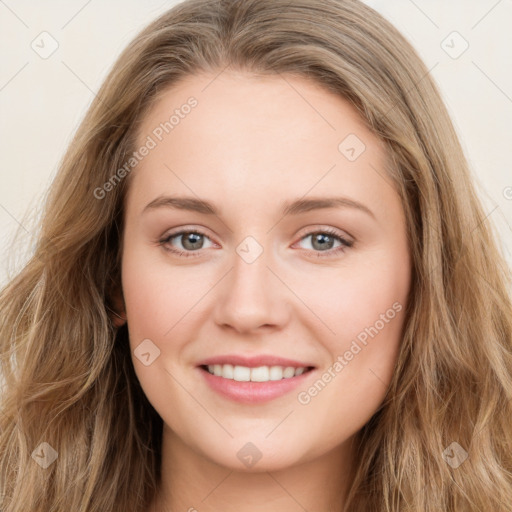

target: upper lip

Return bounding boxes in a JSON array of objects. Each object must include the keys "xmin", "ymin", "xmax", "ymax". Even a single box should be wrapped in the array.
[{"xmin": 197, "ymin": 354, "xmax": 315, "ymax": 369}]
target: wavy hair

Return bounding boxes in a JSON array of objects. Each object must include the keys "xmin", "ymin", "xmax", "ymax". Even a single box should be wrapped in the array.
[{"xmin": 1, "ymin": 0, "xmax": 511, "ymax": 510}]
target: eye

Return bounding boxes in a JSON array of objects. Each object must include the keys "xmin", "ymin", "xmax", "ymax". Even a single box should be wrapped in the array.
[
  {"xmin": 159, "ymin": 229, "xmax": 215, "ymax": 258},
  {"xmin": 295, "ymin": 228, "xmax": 353, "ymax": 258},
  {"xmin": 158, "ymin": 227, "xmax": 353, "ymax": 259}
]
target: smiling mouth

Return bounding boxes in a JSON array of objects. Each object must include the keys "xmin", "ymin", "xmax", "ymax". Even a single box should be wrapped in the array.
[{"xmin": 199, "ymin": 364, "xmax": 315, "ymax": 382}]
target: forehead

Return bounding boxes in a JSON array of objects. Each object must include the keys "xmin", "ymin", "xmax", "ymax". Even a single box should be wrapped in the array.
[
  {"xmin": 137, "ymin": 70, "xmax": 375, "ymax": 150},
  {"xmin": 128, "ymin": 70, "xmax": 395, "ymax": 220}
]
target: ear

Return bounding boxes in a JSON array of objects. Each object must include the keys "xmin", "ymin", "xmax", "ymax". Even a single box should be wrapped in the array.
[{"xmin": 107, "ymin": 282, "xmax": 127, "ymax": 328}]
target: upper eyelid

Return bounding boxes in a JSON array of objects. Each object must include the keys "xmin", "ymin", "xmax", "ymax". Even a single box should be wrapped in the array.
[{"xmin": 295, "ymin": 225, "xmax": 352, "ymax": 241}]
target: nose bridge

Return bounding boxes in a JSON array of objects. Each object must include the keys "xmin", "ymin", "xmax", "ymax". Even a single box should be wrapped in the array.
[{"xmin": 213, "ymin": 235, "xmax": 288, "ymax": 331}]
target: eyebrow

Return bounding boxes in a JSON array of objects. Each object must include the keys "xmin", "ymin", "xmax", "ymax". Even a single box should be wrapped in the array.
[{"xmin": 142, "ymin": 195, "xmax": 375, "ymax": 219}]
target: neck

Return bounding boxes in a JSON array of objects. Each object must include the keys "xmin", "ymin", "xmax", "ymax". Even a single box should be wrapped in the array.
[{"xmin": 149, "ymin": 424, "xmax": 356, "ymax": 512}]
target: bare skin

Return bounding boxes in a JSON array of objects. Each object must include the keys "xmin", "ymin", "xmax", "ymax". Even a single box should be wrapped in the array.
[{"xmin": 118, "ymin": 70, "xmax": 411, "ymax": 512}]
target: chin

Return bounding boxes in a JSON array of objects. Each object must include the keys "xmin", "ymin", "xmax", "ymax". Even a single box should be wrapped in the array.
[{"xmin": 195, "ymin": 437, "xmax": 310, "ymax": 473}]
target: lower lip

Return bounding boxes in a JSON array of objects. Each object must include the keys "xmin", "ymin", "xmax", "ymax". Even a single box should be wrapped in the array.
[{"xmin": 197, "ymin": 366, "xmax": 315, "ymax": 404}]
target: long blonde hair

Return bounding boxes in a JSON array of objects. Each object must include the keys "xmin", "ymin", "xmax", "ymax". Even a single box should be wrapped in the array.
[{"xmin": 1, "ymin": 0, "xmax": 511, "ymax": 510}]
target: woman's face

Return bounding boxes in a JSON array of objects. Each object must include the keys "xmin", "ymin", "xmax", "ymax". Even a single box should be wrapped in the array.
[{"xmin": 121, "ymin": 70, "xmax": 411, "ymax": 471}]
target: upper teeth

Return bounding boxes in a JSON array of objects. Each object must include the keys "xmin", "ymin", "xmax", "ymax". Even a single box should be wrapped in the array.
[{"xmin": 207, "ymin": 364, "xmax": 306, "ymax": 382}]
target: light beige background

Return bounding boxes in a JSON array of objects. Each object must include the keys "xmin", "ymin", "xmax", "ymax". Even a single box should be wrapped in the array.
[{"xmin": 1, "ymin": 0, "xmax": 511, "ymax": 287}]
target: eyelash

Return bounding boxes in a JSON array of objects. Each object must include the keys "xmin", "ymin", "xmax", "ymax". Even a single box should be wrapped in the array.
[{"xmin": 158, "ymin": 227, "xmax": 353, "ymax": 259}]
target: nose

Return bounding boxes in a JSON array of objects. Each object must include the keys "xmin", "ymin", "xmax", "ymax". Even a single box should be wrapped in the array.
[{"xmin": 213, "ymin": 244, "xmax": 290, "ymax": 334}]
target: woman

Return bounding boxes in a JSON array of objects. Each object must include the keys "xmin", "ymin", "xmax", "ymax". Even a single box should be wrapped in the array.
[{"xmin": 1, "ymin": 0, "xmax": 511, "ymax": 510}]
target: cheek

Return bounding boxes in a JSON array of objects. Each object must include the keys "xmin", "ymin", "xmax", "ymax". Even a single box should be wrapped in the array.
[
  {"xmin": 299, "ymin": 246, "xmax": 409, "ymax": 346},
  {"xmin": 121, "ymin": 252, "xmax": 168, "ymax": 342},
  {"xmin": 293, "ymin": 282, "xmax": 407, "ymax": 456},
  {"xmin": 301, "ymin": 246, "xmax": 409, "ymax": 403},
  {"xmin": 120, "ymin": 246, "xmax": 203, "ymax": 421},
  {"xmin": 121, "ymin": 240, "xmax": 208, "ymax": 341}
]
